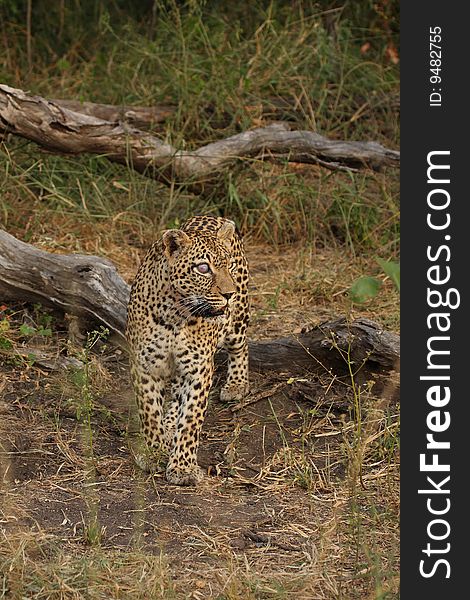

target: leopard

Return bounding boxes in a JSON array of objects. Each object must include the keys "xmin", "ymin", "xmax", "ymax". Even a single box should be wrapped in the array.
[{"xmin": 126, "ymin": 215, "xmax": 250, "ymax": 485}]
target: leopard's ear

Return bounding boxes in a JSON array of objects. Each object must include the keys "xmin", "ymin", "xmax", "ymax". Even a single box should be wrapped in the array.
[
  {"xmin": 217, "ymin": 220, "xmax": 236, "ymax": 246},
  {"xmin": 162, "ymin": 229, "xmax": 192, "ymax": 260}
]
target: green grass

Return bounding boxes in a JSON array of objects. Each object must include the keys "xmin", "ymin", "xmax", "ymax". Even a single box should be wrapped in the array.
[{"xmin": 1, "ymin": 1, "xmax": 399, "ymax": 141}]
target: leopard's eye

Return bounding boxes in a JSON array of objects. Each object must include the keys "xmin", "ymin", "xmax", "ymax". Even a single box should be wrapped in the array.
[{"xmin": 195, "ymin": 263, "xmax": 211, "ymax": 275}]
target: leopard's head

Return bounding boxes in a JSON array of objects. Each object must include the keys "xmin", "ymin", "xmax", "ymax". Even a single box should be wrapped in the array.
[{"xmin": 162, "ymin": 220, "xmax": 237, "ymax": 318}]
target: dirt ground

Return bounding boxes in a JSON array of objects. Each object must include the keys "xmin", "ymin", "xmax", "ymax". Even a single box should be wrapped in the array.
[{"xmin": 0, "ymin": 246, "xmax": 399, "ymax": 599}]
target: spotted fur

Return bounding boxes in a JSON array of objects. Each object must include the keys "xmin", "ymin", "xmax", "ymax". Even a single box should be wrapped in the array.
[{"xmin": 126, "ymin": 216, "xmax": 250, "ymax": 485}]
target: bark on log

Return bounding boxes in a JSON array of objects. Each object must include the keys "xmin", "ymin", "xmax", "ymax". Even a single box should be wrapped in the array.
[
  {"xmin": 0, "ymin": 229, "xmax": 399, "ymax": 373},
  {"xmin": 51, "ymin": 98, "xmax": 175, "ymax": 130},
  {"xmin": 0, "ymin": 84, "xmax": 399, "ymax": 193}
]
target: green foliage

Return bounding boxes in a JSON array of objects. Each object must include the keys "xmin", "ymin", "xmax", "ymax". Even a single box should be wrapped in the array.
[
  {"xmin": 376, "ymin": 257, "xmax": 400, "ymax": 291},
  {"xmin": 349, "ymin": 259, "xmax": 400, "ymax": 304},
  {"xmin": 0, "ymin": 306, "xmax": 54, "ymax": 358},
  {"xmin": 349, "ymin": 276, "xmax": 382, "ymax": 304},
  {"xmin": 19, "ymin": 323, "xmax": 52, "ymax": 337},
  {"xmin": 19, "ymin": 323, "xmax": 36, "ymax": 336},
  {"xmin": 0, "ymin": 317, "xmax": 13, "ymax": 350}
]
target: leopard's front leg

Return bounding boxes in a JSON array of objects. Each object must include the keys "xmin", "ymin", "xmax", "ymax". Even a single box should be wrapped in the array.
[
  {"xmin": 165, "ymin": 358, "xmax": 214, "ymax": 486},
  {"xmin": 130, "ymin": 363, "xmax": 166, "ymax": 449},
  {"xmin": 162, "ymin": 374, "xmax": 183, "ymax": 449},
  {"xmin": 128, "ymin": 336, "xmax": 172, "ymax": 472},
  {"xmin": 220, "ymin": 292, "xmax": 250, "ymax": 403},
  {"xmin": 220, "ymin": 334, "xmax": 249, "ymax": 403}
]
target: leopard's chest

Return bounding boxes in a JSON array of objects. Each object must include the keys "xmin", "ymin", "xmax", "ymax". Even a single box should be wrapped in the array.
[{"xmin": 156, "ymin": 310, "xmax": 229, "ymax": 360}]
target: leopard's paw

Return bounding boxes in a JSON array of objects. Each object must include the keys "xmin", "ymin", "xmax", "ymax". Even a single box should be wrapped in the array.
[
  {"xmin": 131, "ymin": 443, "xmax": 168, "ymax": 474},
  {"xmin": 220, "ymin": 382, "xmax": 249, "ymax": 403},
  {"xmin": 166, "ymin": 464, "xmax": 205, "ymax": 486}
]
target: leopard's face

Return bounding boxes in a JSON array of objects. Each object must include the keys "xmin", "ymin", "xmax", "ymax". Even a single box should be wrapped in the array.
[{"xmin": 163, "ymin": 231, "xmax": 237, "ymax": 319}]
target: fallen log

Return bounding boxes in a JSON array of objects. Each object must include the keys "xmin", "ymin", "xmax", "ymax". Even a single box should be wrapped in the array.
[
  {"xmin": 0, "ymin": 229, "xmax": 399, "ymax": 374},
  {"xmin": 0, "ymin": 84, "xmax": 399, "ymax": 194},
  {"xmin": 52, "ymin": 96, "xmax": 345, "ymax": 132},
  {"xmin": 246, "ymin": 317, "xmax": 399, "ymax": 373},
  {"xmin": 11, "ymin": 347, "xmax": 84, "ymax": 371},
  {"xmin": 0, "ymin": 228, "xmax": 130, "ymax": 342}
]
